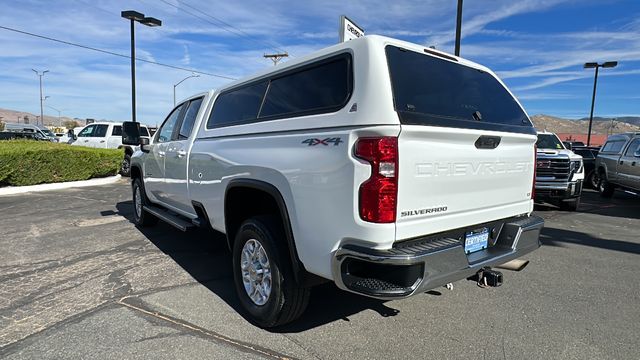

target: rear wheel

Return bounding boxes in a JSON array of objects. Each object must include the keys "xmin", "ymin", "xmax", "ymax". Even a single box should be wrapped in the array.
[
  {"xmin": 586, "ymin": 171, "xmax": 598, "ymax": 189},
  {"xmin": 598, "ymin": 176, "xmax": 615, "ymax": 198},
  {"xmin": 232, "ymin": 216, "xmax": 310, "ymax": 328},
  {"xmin": 132, "ymin": 178, "xmax": 158, "ymax": 227}
]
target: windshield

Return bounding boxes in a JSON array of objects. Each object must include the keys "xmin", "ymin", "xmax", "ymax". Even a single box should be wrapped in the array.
[
  {"xmin": 385, "ymin": 45, "xmax": 533, "ymax": 134},
  {"xmin": 536, "ymin": 134, "xmax": 565, "ymax": 150}
]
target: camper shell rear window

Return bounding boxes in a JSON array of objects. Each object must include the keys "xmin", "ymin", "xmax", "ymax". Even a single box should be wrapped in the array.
[{"xmin": 385, "ymin": 45, "xmax": 534, "ymax": 135}]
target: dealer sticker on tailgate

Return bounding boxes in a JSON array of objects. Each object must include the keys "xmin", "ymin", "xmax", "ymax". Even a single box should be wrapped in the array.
[{"xmin": 464, "ymin": 228, "xmax": 489, "ymax": 254}]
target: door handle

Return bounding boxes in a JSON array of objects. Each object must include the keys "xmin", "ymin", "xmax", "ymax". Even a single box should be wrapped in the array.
[
  {"xmin": 176, "ymin": 150, "xmax": 187, "ymax": 158},
  {"xmin": 158, "ymin": 151, "xmax": 166, "ymax": 157},
  {"xmin": 633, "ymin": 161, "xmax": 637, "ymax": 166},
  {"xmin": 84, "ymin": 140, "xmax": 88, "ymax": 142},
  {"xmin": 619, "ymin": 160, "xmax": 624, "ymax": 165},
  {"xmin": 100, "ymin": 140, "xmax": 105, "ymax": 143}
]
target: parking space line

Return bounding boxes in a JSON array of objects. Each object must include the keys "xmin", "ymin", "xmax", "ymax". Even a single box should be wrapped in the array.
[{"xmin": 117, "ymin": 296, "xmax": 297, "ymax": 360}]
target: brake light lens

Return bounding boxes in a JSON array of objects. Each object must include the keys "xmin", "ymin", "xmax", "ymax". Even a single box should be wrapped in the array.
[{"xmin": 355, "ymin": 137, "xmax": 398, "ymax": 223}]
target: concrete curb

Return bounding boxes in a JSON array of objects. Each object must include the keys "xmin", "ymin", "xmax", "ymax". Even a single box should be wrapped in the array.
[{"xmin": 0, "ymin": 175, "xmax": 124, "ymax": 196}]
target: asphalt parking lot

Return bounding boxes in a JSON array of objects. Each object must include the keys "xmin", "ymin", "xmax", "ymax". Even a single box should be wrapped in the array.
[{"xmin": 0, "ymin": 180, "xmax": 638, "ymax": 359}]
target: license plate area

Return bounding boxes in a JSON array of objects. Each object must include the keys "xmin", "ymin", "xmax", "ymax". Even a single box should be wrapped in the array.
[{"xmin": 464, "ymin": 227, "xmax": 489, "ymax": 254}]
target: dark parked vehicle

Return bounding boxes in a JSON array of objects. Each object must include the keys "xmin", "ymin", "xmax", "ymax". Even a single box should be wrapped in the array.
[
  {"xmin": 563, "ymin": 141, "xmax": 585, "ymax": 150},
  {"xmin": 0, "ymin": 131, "xmax": 48, "ymax": 141},
  {"xmin": 572, "ymin": 146, "xmax": 600, "ymax": 189},
  {"xmin": 595, "ymin": 132, "xmax": 640, "ymax": 197}
]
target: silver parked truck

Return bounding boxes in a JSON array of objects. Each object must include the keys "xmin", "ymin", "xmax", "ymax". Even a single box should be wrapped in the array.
[{"xmin": 121, "ymin": 35, "xmax": 544, "ymax": 327}]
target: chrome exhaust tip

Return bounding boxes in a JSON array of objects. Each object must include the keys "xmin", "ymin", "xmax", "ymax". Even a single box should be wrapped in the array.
[{"xmin": 496, "ymin": 259, "xmax": 529, "ymax": 272}]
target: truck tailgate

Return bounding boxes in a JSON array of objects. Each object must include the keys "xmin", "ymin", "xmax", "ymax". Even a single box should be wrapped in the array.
[{"xmin": 395, "ymin": 125, "xmax": 535, "ymax": 240}]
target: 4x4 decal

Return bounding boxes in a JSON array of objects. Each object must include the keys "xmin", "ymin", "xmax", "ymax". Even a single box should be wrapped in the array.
[{"xmin": 302, "ymin": 137, "xmax": 343, "ymax": 146}]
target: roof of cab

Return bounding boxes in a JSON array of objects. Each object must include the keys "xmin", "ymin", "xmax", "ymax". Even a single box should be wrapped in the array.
[{"xmin": 214, "ymin": 35, "xmax": 494, "ymax": 92}]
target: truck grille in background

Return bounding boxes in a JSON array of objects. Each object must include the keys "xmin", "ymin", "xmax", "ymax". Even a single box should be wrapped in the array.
[{"xmin": 536, "ymin": 157, "xmax": 570, "ymax": 181}]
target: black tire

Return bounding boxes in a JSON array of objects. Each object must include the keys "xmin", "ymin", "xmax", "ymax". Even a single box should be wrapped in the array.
[
  {"xmin": 559, "ymin": 197, "xmax": 580, "ymax": 211},
  {"xmin": 586, "ymin": 171, "xmax": 598, "ymax": 189},
  {"xmin": 232, "ymin": 216, "xmax": 310, "ymax": 328},
  {"xmin": 121, "ymin": 154, "xmax": 132, "ymax": 177},
  {"xmin": 598, "ymin": 176, "xmax": 615, "ymax": 198},
  {"xmin": 132, "ymin": 178, "xmax": 158, "ymax": 227}
]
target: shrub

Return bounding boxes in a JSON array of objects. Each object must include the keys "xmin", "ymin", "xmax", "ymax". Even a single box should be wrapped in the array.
[{"xmin": 0, "ymin": 140, "xmax": 123, "ymax": 187}]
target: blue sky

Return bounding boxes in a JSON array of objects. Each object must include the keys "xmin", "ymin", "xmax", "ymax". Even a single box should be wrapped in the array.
[{"xmin": 0, "ymin": 0, "xmax": 639, "ymax": 125}]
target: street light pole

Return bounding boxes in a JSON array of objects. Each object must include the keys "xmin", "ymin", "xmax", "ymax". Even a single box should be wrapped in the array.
[
  {"xmin": 173, "ymin": 74, "xmax": 200, "ymax": 106},
  {"xmin": 584, "ymin": 61, "xmax": 617, "ymax": 146},
  {"xmin": 121, "ymin": 10, "xmax": 162, "ymax": 123},
  {"xmin": 32, "ymin": 69, "xmax": 49, "ymax": 126}
]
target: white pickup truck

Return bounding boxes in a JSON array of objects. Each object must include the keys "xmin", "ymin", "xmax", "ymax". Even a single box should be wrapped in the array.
[
  {"xmin": 72, "ymin": 121, "xmax": 150, "ymax": 176},
  {"xmin": 122, "ymin": 35, "xmax": 543, "ymax": 327}
]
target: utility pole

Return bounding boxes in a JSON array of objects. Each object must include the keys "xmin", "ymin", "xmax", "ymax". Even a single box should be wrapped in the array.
[
  {"xmin": 32, "ymin": 69, "xmax": 49, "ymax": 126},
  {"xmin": 455, "ymin": 0, "xmax": 463, "ymax": 56},
  {"xmin": 264, "ymin": 53, "xmax": 288, "ymax": 66}
]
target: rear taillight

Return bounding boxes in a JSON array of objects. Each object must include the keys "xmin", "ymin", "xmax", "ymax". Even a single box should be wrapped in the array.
[
  {"xmin": 532, "ymin": 145, "xmax": 537, "ymax": 199},
  {"xmin": 355, "ymin": 137, "xmax": 398, "ymax": 223}
]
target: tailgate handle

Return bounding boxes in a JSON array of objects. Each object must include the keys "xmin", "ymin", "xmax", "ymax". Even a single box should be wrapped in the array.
[{"xmin": 475, "ymin": 136, "xmax": 501, "ymax": 149}]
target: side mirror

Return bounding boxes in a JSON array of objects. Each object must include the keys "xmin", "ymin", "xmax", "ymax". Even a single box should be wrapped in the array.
[
  {"xmin": 634, "ymin": 150, "xmax": 640, "ymax": 158},
  {"xmin": 140, "ymin": 137, "xmax": 151, "ymax": 153},
  {"xmin": 122, "ymin": 121, "xmax": 141, "ymax": 145}
]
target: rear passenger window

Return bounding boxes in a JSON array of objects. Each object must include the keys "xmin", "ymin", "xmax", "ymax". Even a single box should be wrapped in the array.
[
  {"xmin": 179, "ymin": 97, "xmax": 204, "ymax": 139},
  {"xmin": 623, "ymin": 138, "xmax": 640, "ymax": 156},
  {"xmin": 259, "ymin": 57, "xmax": 351, "ymax": 118},
  {"xmin": 94, "ymin": 125, "xmax": 109, "ymax": 137},
  {"xmin": 601, "ymin": 140, "xmax": 626, "ymax": 153},
  {"xmin": 207, "ymin": 82, "xmax": 267, "ymax": 128},
  {"xmin": 112, "ymin": 126, "xmax": 122, "ymax": 136}
]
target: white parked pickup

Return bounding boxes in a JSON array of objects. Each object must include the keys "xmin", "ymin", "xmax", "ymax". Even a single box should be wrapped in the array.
[{"xmin": 122, "ymin": 35, "xmax": 544, "ymax": 327}]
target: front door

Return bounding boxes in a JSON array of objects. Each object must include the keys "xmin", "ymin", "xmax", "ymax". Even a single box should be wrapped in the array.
[
  {"xmin": 162, "ymin": 97, "xmax": 204, "ymax": 215},
  {"xmin": 144, "ymin": 104, "xmax": 185, "ymax": 202},
  {"xmin": 76, "ymin": 124, "xmax": 96, "ymax": 147}
]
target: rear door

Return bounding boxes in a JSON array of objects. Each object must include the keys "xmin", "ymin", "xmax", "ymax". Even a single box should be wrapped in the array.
[
  {"xmin": 385, "ymin": 45, "xmax": 536, "ymax": 239},
  {"xmin": 617, "ymin": 137, "xmax": 640, "ymax": 189},
  {"xmin": 87, "ymin": 124, "xmax": 109, "ymax": 148},
  {"xmin": 108, "ymin": 125, "xmax": 124, "ymax": 148}
]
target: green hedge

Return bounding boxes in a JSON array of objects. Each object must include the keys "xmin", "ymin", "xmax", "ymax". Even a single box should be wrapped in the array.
[{"xmin": 0, "ymin": 140, "xmax": 123, "ymax": 187}]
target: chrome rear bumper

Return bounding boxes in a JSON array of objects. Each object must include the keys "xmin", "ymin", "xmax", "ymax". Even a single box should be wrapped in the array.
[{"xmin": 331, "ymin": 215, "xmax": 544, "ymax": 299}]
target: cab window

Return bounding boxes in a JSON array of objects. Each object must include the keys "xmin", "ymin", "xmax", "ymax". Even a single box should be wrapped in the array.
[
  {"xmin": 78, "ymin": 125, "xmax": 95, "ymax": 137},
  {"xmin": 94, "ymin": 125, "xmax": 109, "ymax": 137},
  {"xmin": 623, "ymin": 138, "xmax": 640, "ymax": 157},
  {"xmin": 179, "ymin": 97, "xmax": 204, "ymax": 139},
  {"xmin": 156, "ymin": 104, "xmax": 185, "ymax": 143}
]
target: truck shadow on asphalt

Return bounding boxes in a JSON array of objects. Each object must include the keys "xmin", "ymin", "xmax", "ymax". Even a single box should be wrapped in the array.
[
  {"xmin": 113, "ymin": 201, "xmax": 403, "ymax": 332},
  {"xmin": 540, "ymin": 227, "xmax": 640, "ymax": 255},
  {"xmin": 535, "ymin": 189, "xmax": 640, "ymax": 220}
]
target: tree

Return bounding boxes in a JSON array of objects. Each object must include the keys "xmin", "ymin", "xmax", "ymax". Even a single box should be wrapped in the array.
[{"xmin": 62, "ymin": 120, "xmax": 80, "ymax": 129}]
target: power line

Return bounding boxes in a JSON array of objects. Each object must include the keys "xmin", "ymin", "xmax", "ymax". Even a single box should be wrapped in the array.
[
  {"xmin": 157, "ymin": 0, "xmax": 290, "ymax": 56},
  {"xmin": 0, "ymin": 24, "xmax": 236, "ymax": 80}
]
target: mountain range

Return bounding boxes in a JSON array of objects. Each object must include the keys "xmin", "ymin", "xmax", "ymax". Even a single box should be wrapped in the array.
[
  {"xmin": 529, "ymin": 115, "xmax": 639, "ymax": 134},
  {"xmin": 1, "ymin": 106, "xmax": 639, "ymax": 134}
]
